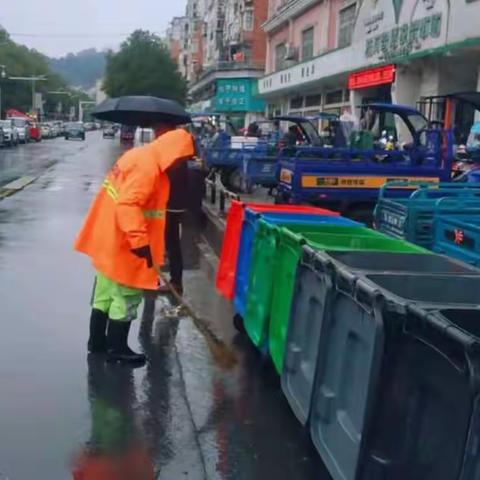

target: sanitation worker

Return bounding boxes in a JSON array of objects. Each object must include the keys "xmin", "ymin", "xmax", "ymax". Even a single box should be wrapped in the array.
[{"xmin": 75, "ymin": 124, "xmax": 195, "ymax": 365}]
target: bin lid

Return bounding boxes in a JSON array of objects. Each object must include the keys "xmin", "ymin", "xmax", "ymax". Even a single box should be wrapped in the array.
[
  {"xmin": 359, "ymin": 273, "xmax": 480, "ymax": 307},
  {"xmin": 323, "ymin": 251, "xmax": 479, "ymax": 275}
]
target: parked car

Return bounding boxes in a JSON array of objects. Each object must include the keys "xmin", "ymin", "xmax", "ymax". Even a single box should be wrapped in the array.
[
  {"xmin": 10, "ymin": 118, "xmax": 30, "ymax": 143},
  {"xmin": 65, "ymin": 122, "xmax": 86, "ymax": 141},
  {"xmin": 29, "ymin": 121, "xmax": 42, "ymax": 142},
  {"xmin": 103, "ymin": 126, "xmax": 116, "ymax": 139},
  {"xmin": 134, "ymin": 127, "xmax": 154, "ymax": 145},
  {"xmin": 0, "ymin": 126, "xmax": 5, "ymax": 147},
  {"xmin": 84, "ymin": 122, "xmax": 94, "ymax": 131},
  {"xmin": 41, "ymin": 123, "xmax": 53, "ymax": 139},
  {"xmin": 120, "ymin": 125, "xmax": 135, "ymax": 143},
  {"xmin": 0, "ymin": 119, "xmax": 19, "ymax": 146},
  {"xmin": 53, "ymin": 121, "xmax": 65, "ymax": 136}
]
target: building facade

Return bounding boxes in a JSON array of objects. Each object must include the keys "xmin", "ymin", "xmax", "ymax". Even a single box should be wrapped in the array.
[
  {"xmin": 203, "ymin": 0, "xmax": 226, "ymax": 69},
  {"xmin": 182, "ymin": 0, "xmax": 208, "ymax": 84},
  {"xmin": 173, "ymin": 0, "xmax": 269, "ymax": 128},
  {"xmin": 259, "ymin": 0, "xmax": 480, "ymax": 124},
  {"xmin": 166, "ymin": 16, "xmax": 188, "ymax": 66}
]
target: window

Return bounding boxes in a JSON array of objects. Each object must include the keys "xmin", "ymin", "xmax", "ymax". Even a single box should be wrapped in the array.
[
  {"xmin": 325, "ymin": 90, "xmax": 343, "ymax": 105},
  {"xmin": 244, "ymin": 9, "xmax": 254, "ymax": 31},
  {"xmin": 290, "ymin": 97, "xmax": 303, "ymax": 109},
  {"xmin": 305, "ymin": 94, "xmax": 321, "ymax": 107},
  {"xmin": 275, "ymin": 43, "xmax": 286, "ymax": 71},
  {"xmin": 301, "ymin": 27, "xmax": 314, "ymax": 61},
  {"xmin": 338, "ymin": 4, "xmax": 356, "ymax": 48}
]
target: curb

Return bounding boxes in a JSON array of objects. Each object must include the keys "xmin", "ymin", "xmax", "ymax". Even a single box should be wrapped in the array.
[
  {"xmin": 0, "ymin": 175, "xmax": 37, "ymax": 201},
  {"xmin": 201, "ymin": 200, "xmax": 227, "ymax": 257}
]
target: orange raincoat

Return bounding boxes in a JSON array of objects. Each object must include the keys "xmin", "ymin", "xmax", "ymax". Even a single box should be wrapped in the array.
[{"xmin": 75, "ymin": 129, "xmax": 195, "ymax": 290}]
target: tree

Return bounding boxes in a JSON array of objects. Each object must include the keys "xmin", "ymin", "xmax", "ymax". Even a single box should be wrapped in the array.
[
  {"xmin": 103, "ymin": 30, "xmax": 187, "ymax": 104},
  {"xmin": 0, "ymin": 30, "xmax": 92, "ymax": 118},
  {"xmin": 49, "ymin": 48, "xmax": 107, "ymax": 89}
]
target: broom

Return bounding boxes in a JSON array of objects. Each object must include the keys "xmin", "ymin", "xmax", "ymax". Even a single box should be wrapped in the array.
[{"xmin": 155, "ymin": 268, "xmax": 237, "ymax": 370}]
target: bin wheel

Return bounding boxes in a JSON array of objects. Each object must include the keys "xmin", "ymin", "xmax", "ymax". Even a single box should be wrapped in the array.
[{"xmin": 233, "ymin": 314, "xmax": 245, "ymax": 333}]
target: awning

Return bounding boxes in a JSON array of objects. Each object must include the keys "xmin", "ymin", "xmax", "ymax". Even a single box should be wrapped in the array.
[{"xmin": 6, "ymin": 109, "xmax": 31, "ymax": 119}]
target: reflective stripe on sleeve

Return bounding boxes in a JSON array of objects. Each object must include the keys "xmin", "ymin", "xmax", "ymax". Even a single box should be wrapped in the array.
[
  {"xmin": 143, "ymin": 209, "xmax": 165, "ymax": 219},
  {"xmin": 103, "ymin": 179, "xmax": 119, "ymax": 201}
]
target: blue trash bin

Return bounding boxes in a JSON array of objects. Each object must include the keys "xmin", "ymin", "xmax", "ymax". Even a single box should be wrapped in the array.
[{"xmin": 232, "ymin": 210, "xmax": 361, "ymax": 318}]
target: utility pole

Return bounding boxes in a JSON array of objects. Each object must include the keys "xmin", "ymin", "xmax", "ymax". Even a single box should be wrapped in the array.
[
  {"xmin": 0, "ymin": 65, "xmax": 6, "ymax": 119},
  {"xmin": 9, "ymin": 75, "xmax": 47, "ymax": 117}
]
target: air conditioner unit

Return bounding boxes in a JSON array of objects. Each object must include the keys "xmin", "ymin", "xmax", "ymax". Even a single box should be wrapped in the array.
[{"xmin": 284, "ymin": 43, "xmax": 298, "ymax": 61}]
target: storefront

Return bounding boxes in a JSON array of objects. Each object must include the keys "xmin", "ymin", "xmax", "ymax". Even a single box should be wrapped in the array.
[{"xmin": 259, "ymin": 0, "xmax": 480, "ymax": 131}]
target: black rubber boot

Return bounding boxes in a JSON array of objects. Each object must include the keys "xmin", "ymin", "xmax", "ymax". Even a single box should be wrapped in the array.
[
  {"xmin": 87, "ymin": 309, "xmax": 109, "ymax": 354},
  {"xmin": 106, "ymin": 321, "xmax": 146, "ymax": 365}
]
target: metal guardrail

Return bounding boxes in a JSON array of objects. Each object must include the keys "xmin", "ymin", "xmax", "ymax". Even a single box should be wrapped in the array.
[{"xmin": 204, "ymin": 171, "xmax": 240, "ymax": 215}]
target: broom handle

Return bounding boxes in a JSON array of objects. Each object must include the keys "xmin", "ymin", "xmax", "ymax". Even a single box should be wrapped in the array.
[{"xmin": 154, "ymin": 267, "xmax": 224, "ymax": 346}]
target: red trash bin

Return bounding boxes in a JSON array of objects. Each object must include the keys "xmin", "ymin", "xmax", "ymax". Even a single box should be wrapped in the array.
[{"xmin": 215, "ymin": 200, "xmax": 339, "ymax": 299}]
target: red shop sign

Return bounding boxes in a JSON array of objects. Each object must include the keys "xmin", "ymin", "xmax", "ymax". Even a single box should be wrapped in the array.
[{"xmin": 348, "ymin": 65, "xmax": 396, "ymax": 90}]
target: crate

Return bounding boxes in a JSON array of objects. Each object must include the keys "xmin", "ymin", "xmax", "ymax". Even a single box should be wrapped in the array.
[
  {"xmin": 433, "ymin": 214, "xmax": 480, "ymax": 266},
  {"xmin": 374, "ymin": 182, "xmax": 480, "ymax": 248}
]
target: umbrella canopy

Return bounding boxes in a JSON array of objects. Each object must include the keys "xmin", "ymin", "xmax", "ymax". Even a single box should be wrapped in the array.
[{"xmin": 92, "ymin": 96, "xmax": 191, "ymax": 127}]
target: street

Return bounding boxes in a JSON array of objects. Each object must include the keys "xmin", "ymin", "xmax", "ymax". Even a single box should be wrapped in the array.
[{"xmin": 0, "ymin": 132, "xmax": 329, "ymax": 480}]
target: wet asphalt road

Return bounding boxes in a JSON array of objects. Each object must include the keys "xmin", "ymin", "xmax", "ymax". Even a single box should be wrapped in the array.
[{"xmin": 0, "ymin": 132, "xmax": 330, "ymax": 479}]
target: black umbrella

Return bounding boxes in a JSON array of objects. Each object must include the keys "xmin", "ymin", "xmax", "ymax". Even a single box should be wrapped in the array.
[{"xmin": 92, "ymin": 95, "xmax": 191, "ymax": 127}]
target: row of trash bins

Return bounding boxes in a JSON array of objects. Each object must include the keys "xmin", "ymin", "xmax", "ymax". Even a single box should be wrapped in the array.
[
  {"xmin": 216, "ymin": 199, "xmax": 480, "ymax": 480},
  {"xmin": 375, "ymin": 181, "xmax": 480, "ymax": 266}
]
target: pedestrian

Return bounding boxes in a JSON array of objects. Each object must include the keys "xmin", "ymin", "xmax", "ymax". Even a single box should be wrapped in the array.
[
  {"xmin": 75, "ymin": 124, "xmax": 196, "ymax": 365},
  {"xmin": 157, "ymin": 159, "xmax": 189, "ymax": 295}
]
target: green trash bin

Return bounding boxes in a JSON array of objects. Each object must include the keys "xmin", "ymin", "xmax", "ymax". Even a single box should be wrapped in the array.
[
  {"xmin": 268, "ymin": 227, "xmax": 428, "ymax": 374},
  {"xmin": 244, "ymin": 222, "xmax": 383, "ymax": 353}
]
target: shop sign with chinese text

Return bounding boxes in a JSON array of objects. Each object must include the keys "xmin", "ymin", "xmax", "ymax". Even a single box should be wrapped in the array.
[
  {"xmin": 354, "ymin": 0, "xmax": 449, "ymax": 63},
  {"xmin": 215, "ymin": 78, "xmax": 265, "ymax": 112},
  {"xmin": 366, "ymin": 13, "xmax": 443, "ymax": 61}
]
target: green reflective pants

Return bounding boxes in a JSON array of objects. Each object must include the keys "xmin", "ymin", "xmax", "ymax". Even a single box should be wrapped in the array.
[{"xmin": 91, "ymin": 272, "xmax": 143, "ymax": 322}]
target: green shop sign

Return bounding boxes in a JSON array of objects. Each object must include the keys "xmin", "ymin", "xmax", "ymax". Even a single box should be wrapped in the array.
[
  {"xmin": 215, "ymin": 78, "xmax": 265, "ymax": 113},
  {"xmin": 366, "ymin": 12, "xmax": 442, "ymax": 61}
]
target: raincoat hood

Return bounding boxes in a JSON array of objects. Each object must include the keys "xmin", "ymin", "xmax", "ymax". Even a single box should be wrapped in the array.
[{"xmin": 149, "ymin": 129, "xmax": 195, "ymax": 171}]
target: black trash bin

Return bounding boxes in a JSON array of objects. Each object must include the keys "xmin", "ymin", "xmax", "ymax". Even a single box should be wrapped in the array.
[
  {"xmin": 360, "ymin": 306, "xmax": 480, "ymax": 480},
  {"xmin": 282, "ymin": 249, "xmax": 478, "ymax": 427},
  {"xmin": 308, "ymin": 270, "xmax": 480, "ymax": 480}
]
